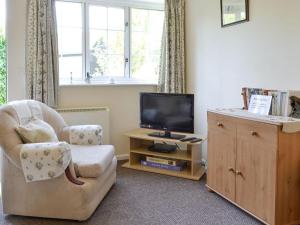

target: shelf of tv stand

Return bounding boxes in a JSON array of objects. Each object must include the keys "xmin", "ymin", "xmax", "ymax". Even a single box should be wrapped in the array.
[
  {"xmin": 130, "ymin": 147, "xmax": 192, "ymax": 161},
  {"xmin": 122, "ymin": 128, "xmax": 206, "ymax": 181},
  {"xmin": 122, "ymin": 162, "xmax": 205, "ymax": 181}
]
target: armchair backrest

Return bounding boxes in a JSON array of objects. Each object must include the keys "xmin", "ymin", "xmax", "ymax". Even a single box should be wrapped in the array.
[{"xmin": 0, "ymin": 100, "xmax": 67, "ymax": 168}]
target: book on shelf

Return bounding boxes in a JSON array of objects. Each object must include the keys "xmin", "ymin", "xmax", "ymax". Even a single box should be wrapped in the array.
[
  {"xmin": 146, "ymin": 156, "xmax": 178, "ymax": 166},
  {"xmin": 242, "ymin": 87, "xmax": 300, "ymax": 118},
  {"xmin": 141, "ymin": 160, "xmax": 187, "ymax": 171}
]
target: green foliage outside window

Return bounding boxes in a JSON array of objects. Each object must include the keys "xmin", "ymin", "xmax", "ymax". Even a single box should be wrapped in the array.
[{"xmin": 0, "ymin": 28, "xmax": 6, "ymax": 105}]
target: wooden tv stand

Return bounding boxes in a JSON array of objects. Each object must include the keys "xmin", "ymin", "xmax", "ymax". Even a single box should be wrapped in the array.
[{"xmin": 122, "ymin": 128, "xmax": 206, "ymax": 180}]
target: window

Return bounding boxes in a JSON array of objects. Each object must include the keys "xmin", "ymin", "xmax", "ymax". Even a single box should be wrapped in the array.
[
  {"xmin": 89, "ymin": 6, "xmax": 125, "ymax": 78},
  {"xmin": 56, "ymin": 2, "xmax": 83, "ymax": 80},
  {"xmin": 56, "ymin": 1, "xmax": 164, "ymax": 85},
  {"xmin": 131, "ymin": 9, "xmax": 164, "ymax": 83}
]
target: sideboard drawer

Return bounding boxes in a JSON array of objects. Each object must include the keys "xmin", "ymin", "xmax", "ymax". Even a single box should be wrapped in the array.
[
  {"xmin": 237, "ymin": 120, "xmax": 278, "ymax": 147},
  {"xmin": 208, "ymin": 112, "xmax": 236, "ymax": 134}
]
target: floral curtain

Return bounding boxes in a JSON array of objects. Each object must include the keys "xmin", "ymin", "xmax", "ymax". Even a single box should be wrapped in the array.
[
  {"xmin": 26, "ymin": 0, "xmax": 59, "ymax": 108},
  {"xmin": 158, "ymin": 0, "xmax": 185, "ymax": 94}
]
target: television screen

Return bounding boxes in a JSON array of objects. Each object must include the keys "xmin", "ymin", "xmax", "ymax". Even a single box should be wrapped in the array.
[{"xmin": 140, "ymin": 93, "xmax": 194, "ymax": 133}]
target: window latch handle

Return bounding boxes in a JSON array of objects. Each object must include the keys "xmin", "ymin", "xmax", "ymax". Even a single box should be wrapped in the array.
[{"xmin": 85, "ymin": 72, "xmax": 92, "ymax": 82}]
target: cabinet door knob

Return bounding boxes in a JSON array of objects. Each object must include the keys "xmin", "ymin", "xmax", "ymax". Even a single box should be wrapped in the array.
[
  {"xmin": 228, "ymin": 167, "xmax": 235, "ymax": 173},
  {"xmin": 217, "ymin": 122, "xmax": 223, "ymax": 127},
  {"xmin": 251, "ymin": 131, "xmax": 258, "ymax": 136}
]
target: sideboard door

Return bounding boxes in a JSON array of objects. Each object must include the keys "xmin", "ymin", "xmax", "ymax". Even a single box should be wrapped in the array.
[
  {"xmin": 235, "ymin": 122, "xmax": 277, "ymax": 225},
  {"xmin": 207, "ymin": 114, "xmax": 236, "ymax": 202}
]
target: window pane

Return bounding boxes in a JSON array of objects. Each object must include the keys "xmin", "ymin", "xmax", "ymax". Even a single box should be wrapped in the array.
[
  {"xmin": 131, "ymin": 9, "xmax": 148, "ymax": 32},
  {"xmin": 56, "ymin": 2, "xmax": 82, "ymax": 27},
  {"xmin": 89, "ymin": 54, "xmax": 124, "ymax": 77},
  {"xmin": 89, "ymin": 5, "xmax": 124, "ymax": 77},
  {"xmin": 130, "ymin": 9, "xmax": 164, "ymax": 82},
  {"xmin": 90, "ymin": 53, "xmax": 107, "ymax": 76},
  {"xmin": 107, "ymin": 55, "xmax": 124, "ymax": 77},
  {"xmin": 108, "ymin": 8, "xmax": 124, "ymax": 30},
  {"xmin": 90, "ymin": 30, "xmax": 107, "ymax": 51},
  {"xmin": 56, "ymin": 1, "xmax": 83, "ymax": 81},
  {"xmin": 59, "ymin": 28, "xmax": 82, "ymax": 54},
  {"xmin": 108, "ymin": 31, "xmax": 124, "ymax": 55},
  {"xmin": 59, "ymin": 56, "xmax": 83, "ymax": 80},
  {"xmin": 89, "ymin": 6, "xmax": 107, "ymax": 29}
]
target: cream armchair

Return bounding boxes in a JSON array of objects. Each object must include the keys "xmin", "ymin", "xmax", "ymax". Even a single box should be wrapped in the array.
[{"xmin": 0, "ymin": 100, "xmax": 117, "ymax": 221}]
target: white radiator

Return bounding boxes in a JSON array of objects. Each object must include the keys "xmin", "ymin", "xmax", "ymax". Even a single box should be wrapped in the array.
[{"xmin": 57, "ymin": 107, "xmax": 110, "ymax": 144}]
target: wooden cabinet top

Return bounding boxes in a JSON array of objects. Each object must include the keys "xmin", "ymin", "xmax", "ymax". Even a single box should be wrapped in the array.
[{"xmin": 208, "ymin": 108, "xmax": 300, "ymax": 127}]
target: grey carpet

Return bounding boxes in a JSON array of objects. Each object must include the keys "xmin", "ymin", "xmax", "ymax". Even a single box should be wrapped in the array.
[{"xmin": 0, "ymin": 161, "xmax": 263, "ymax": 225}]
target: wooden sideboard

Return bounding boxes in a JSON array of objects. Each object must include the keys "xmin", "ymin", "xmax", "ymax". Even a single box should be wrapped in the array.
[{"xmin": 206, "ymin": 110, "xmax": 300, "ymax": 225}]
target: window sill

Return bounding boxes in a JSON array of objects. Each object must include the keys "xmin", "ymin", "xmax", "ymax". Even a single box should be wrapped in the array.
[{"xmin": 59, "ymin": 79, "xmax": 158, "ymax": 87}]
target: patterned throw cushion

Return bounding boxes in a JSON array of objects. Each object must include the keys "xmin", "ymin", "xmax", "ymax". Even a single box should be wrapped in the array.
[
  {"xmin": 16, "ymin": 117, "xmax": 58, "ymax": 143},
  {"xmin": 20, "ymin": 142, "xmax": 71, "ymax": 182},
  {"xmin": 69, "ymin": 125, "xmax": 102, "ymax": 145}
]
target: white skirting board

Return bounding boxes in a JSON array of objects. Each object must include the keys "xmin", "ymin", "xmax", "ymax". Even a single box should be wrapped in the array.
[{"xmin": 57, "ymin": 107, "xmax": 110, "ymax": 144}]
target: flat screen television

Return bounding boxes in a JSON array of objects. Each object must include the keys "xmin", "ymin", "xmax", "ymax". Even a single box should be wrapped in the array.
[{"xmin": 140, "ymin": 93, "xmax": 194, "ymax": 139}]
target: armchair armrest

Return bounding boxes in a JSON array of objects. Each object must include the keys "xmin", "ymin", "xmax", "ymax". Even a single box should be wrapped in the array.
[
  {"xmin": 20, "ymin": 142, "xmax": 72, "ymax": 183},
  {"xmin": 60, "ymin": 125, "xmax": 103, "ymax": 145}
]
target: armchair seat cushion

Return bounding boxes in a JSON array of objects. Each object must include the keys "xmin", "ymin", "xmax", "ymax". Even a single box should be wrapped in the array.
[{"xmin": 70, "ymin": 145, "xmax": 115, "ymax": 178}]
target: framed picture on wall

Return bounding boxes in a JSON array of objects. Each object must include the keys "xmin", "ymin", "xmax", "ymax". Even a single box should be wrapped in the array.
[{"xmin": 221, "ymin": 0, "xmax": 249, "ymax": 27}]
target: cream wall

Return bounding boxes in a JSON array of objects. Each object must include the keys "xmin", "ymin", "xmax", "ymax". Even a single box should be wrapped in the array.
[
  {"xmin": 59, "ymin": 85, "xmax": 155, "ymax": 156},
  {"xmin": 186, "ymin": 0, "xmax": 300, "ymax": 159},
  {"xmin": 6, "ymin": 0, "xmax": 26, "ymax": 100},
  {"xmin": 6, "ymin": 0, "xmax": 156, "ymax": 157}
]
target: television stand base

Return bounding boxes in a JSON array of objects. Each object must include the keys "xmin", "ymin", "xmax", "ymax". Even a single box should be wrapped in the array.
[
  {"xmin": 148, "ymin": 131, "xmax": 186, "ymax": 140},
  {"xmin": 122, "ymin": 128, "xmax": 206, "ymax": 181}
]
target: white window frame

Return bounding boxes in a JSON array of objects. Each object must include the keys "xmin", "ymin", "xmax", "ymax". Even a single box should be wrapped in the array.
[{"xmin": 57, "ymin": 0, "xmax": 164, "ymax": 85}]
